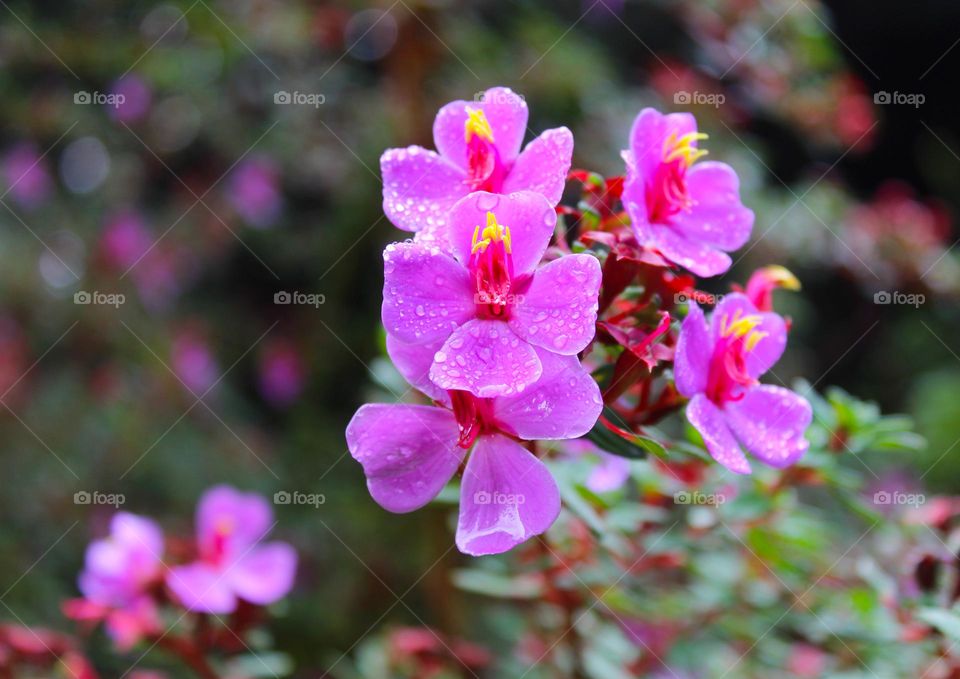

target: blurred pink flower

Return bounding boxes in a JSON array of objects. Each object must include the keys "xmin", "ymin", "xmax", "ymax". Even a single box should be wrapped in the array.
[
  {"xmin": 64, "ymin": 513, "xmax": 164, "ymax": 650},
  {"xmin": 108, "ymin": 74, "xmax": 152, "ymax": 123},
  {"xmin": 258, "ymin": 339, "xmax": 306, "ymax": 407},
  {"xmin": 228, "ymin": 156, "xmax": 282, "ymax": 228},
  {"xmin": 2, "ymin": 143, "xmax": 51, "ymax": 208},
  {"xmin": 166, "ymin": 486, "xmax": 297, "ymax": 614},
  {"xmin": 171, "ymin": 331, "xmax": 219, "ymax": 395}
]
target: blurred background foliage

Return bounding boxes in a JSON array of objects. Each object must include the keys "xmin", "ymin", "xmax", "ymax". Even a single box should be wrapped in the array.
[{"xmin": 2, "ymin": 0, "xmax": 960, "ymax": 676}]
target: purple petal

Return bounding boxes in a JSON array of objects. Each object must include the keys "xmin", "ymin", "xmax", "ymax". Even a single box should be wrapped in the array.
[
  {"xmin": 587, "ymin": 454, "xmax": 631, "ymax": 494},
  {"xmin": 429, "ymin": 319, "xmax": 542, "ymax": 398},
  {"xmin": 433, "ymin": 87, "xmax": 528, "ymax": 170},
  {"xmin": 381, "ymin": 241, "xmax": 475, "ymax": 344},
  {"xmin": 671, "ymin": 161, "xmax": 753, "ymax": 250},
  {"xmin": 628, "ymin": 108, "xmax": 698, "ymax": 181},
  {"xmin": 197, "ymin": 486, "xmax": 272, "ymax": 558},
  {"xmin": 447, "ymin": 191, "xmax": 557, "ymax": 276},
  {"xmin": 649, "ymin": 224, "xmax": 733, "ymax": 278},
  {"xmin": 508, "ymin": 253, "xmax": 601, "ymax": 355},
  {"xmin": 227, "ymin": 542, "xmax": 297, "ymax": 606},
  {"xmin": 456, "ymin": 433, "xmax": 560, "ymax": 556},
  {"xmin": 674, "ymin": 302, "xmax": 711, "ymax": 397},
  {"xmin": 381, "ymin": 146, "xmax": 467, "ymax": 233},
  {"xmin": 725, "ymin": 385, "xmax": 812, "ymax": 468},
  {"xmin": 385, "ymin": 334, "xmax": 449, "ymax": 404},
  {"xmin": 166, "ymin": 563, "xmax": 237, "ymax": 614},
  {"xmin": 345, "ymin": 404, "xmax": 463, "ymax": 513},
  {"xmin": 502, "ymin": 127, "xmax": 574, "ymax": 205},
  {"xmin": 492, "ymin": 349, "xmax": 602, "ymax": 440},
  {"xmin": 711, "ymin": 293, "xmax": 786, "ymax": 378},
  {"xmin": 686, "ymin": 394, "xmax": 751, "ymax": 474}
]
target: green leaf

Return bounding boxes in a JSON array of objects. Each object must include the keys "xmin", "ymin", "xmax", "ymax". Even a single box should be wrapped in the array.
[{"xmin": 585, "ymin": 408, "xmax": 666, "ymax": 459}]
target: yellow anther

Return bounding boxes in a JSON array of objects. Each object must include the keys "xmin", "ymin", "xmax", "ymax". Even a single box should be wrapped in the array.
[
  {"xmin": 745, "ymin": 331, "xmax": 768, "ymax": 352},
  {"xmin": 721, "ymin": 309, "xmax": 763, "ymax": 339},
  {"xmin": 762, "ymin": 265, "xmax": 801, "ymax": 291},
  {"xmin": 471, "ymin": 212, "xmax": 512, "ymax": 254},
  {"xmin": 464, "ymin": 107, "xmax": 495, "ymax": 143},
  {"xmin": 664, "ymin": 131, "xmax": 709, "ymax": 166}
]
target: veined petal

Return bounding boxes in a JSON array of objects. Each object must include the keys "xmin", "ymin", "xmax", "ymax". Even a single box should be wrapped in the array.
[
  {"xmin": 492, "ymin": 349, "xmax": 602, "ymax": 440},
  {"xmin": 674, "ymin": 302, "xmax": 711, "ymax": 397},
  {"xmin": 447, "ymin": 191, "xmax": 557, "ymax": 275},
  {"xmin": 686, "ymin": 394, "xmax": 750, "ymax": 474},
  {"xmin": 381, "ymin": 241, "xmax": 475, "ymax": 344},
  {"xmin": 433, "ymin": 87, "xmax": 528, "ymax": 171},
  {"xmin": 386, "ymin": 335, "xmax": 450, "ymax": 405},
  {"xmin": 502, "ymin": 127, "xmax": 574, "ymax": 205},
  {"xmin": 508, "ymin": 254, "xmax": 601, "ymax": 356},
  {"xmin": 429, "ymin": 319, "xmax": 542, "ymax": 398},
  {"xmin": 456, "ymin": 433, "xmax": 560, "ymax": 556},
  {"xmin": 725, "ymin": 385, "xmax": 812, "ymax": 468},
  {"xmin": 380, "ymin": 146, "xmax": 467, "ymax": 233},
  {"xmin": 671, "ymin": 161, "xmax": 753, "ymax": 250},
  {"xmin": 346, "ymin": 404, "xmax": 463, "ymax": 513},
  {"xmin": 649, "ymin": 224, "xmax": 733, "ymax": 278}
]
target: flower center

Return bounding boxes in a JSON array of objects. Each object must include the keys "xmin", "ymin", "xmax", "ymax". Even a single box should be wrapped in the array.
[
  {"xmin": 705, "ymin": 309, "xmax": 767, "ymax": 405},
  {"xmin": 464, "ymin": 108, "xmax": 506, "ymax": 192},
  {"xmin": 450, "ymin": 389, "xmax": 495, "ymax": 448},
  {"xmin": 647, "ymin": 130, "xmax": 708, "ymax": 223},
  {"xmin": 469, "ymin": 211, "xmax": 515, "ymax": 319},
  {"xmin": 205, "ymin": 516, "xmax": 234, "ymax": 566}
]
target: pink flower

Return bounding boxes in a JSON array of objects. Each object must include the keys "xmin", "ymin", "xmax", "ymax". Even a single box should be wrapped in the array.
[
  {"xmin": 382, "ymin": 190, "xmax": 601, "ymax": 398},
  {"xmin": 171, "ymin": 330, "xmax": 219, "ymax": 395},
  {"xmin": 673, "ymin": 294, "xmax": 811, "ymax": 474},
  {"xmin": 2, "ymin": 143, "xmax": 51, "ymax": 209},
  {"xmin": 227, "ymin": 156, "xmax": 282, "ymax": 228},
  {"xmin": 622, "ymin": 108, "xmax": 753, "ymax": 277},
  {"xmin": 166, "ymin": 486, "xmax": 297, "ymax": 614},
  {"xmin": 743, "ymin": 265, "xmax": 800, "ymax": 312},
  {"xmin": 257, "ymin": 339, "xmax": 306, "ymax": 408},
  {"xmin": 108, "ymin": 75, "xmax": 152, "ymax": 123},
  {"xmin": 65, "ymin": 513, "xmax": 164, "ymax": 650},
  {"xmin": 381, "ymin": 87, "xmax": 573, "ymax": 247},
  {"xmin": 346, "ymin": 338, "xmax": 602, "ymax": 556}
]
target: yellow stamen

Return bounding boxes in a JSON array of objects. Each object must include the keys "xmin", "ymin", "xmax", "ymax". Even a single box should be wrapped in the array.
[
  {"xmin": 464, "ymin": 107, "xmax": 495, "ymax": 143},
  {"xmin": 745, "ymin": 331, "xmax": 768, "ymax": 352},
  {"xmin": 664, "ymin": 131, "xmax": 709, "ymax": 166},
  {"xmin": 721, "ymin": 309, "xmax": 762, "ymax": 339},
  {"xmin": 471, "ymin": 212, "xmax": 512, "ymax": 253},
  {"xmin": 762, "ymin": 265, "xmax": 801, "ymax": 291}
]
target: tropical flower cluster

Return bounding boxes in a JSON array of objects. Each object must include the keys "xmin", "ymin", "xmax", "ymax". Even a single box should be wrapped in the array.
[
  {"xmin": 64, "ymin": 486, "xmax": 296, "ymax": 655},
  {"xmin": 347, "ymin": 87, "xmax": 814, "ymax": 556}
]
